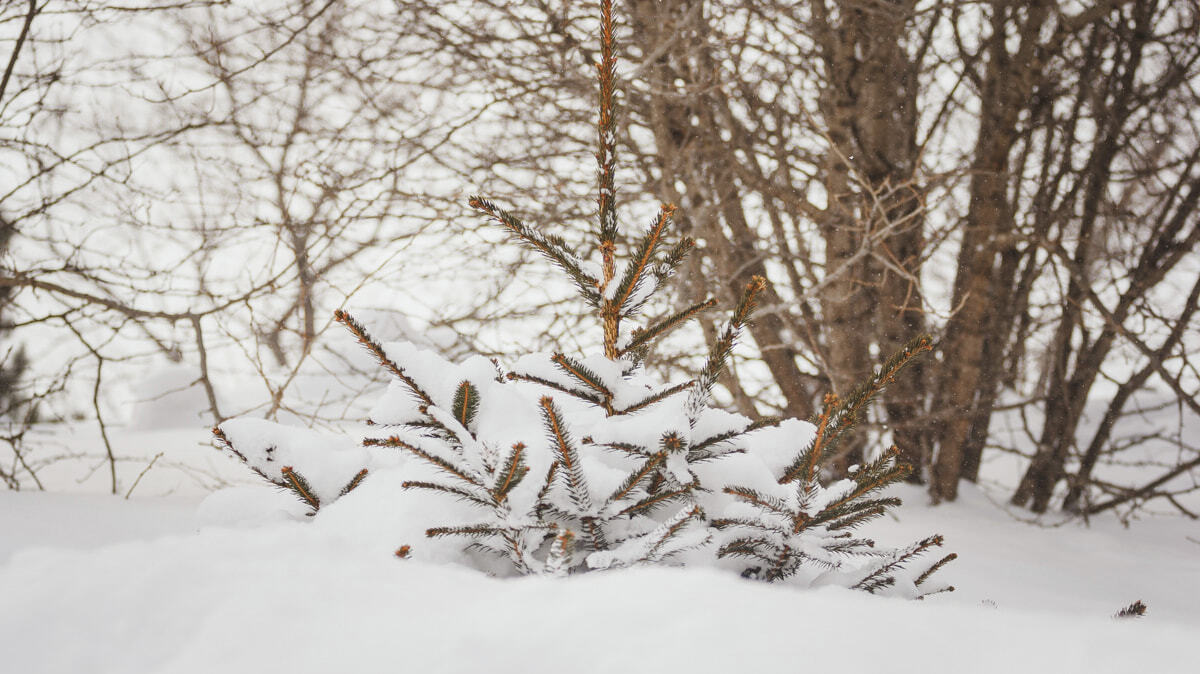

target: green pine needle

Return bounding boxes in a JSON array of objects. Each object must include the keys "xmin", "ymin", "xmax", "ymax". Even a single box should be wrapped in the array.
[
  {"xmin": 338, "ymin": 468, "xmax": 369, "ymax": 498},
  {"xmin": 539, "ymin": 396, "xmax": 592, "ymax": 514},
  {"xmin": 620, "ymin": 298, "xmax": 717, "ymax": 357},
  {"xmin": 280, "ymin": 466, "xmax": 320, "ymax": 511},
  {"xmin": 403, "ymin": 480, "xmax": 492, "ymax": 508},
  {"xmin": 335, "ymin": 310, "xmax": 436, "ymax": 410},
  {"xmin": 551, "ymin": 353, "xmax": 613, "ymax": 399},
  {"xmin": 492, "ymin": 443, "xmax": 530, "ymax": 503},
  {"xmin": 608, "ymin": 452, "xmax": 666, "ymax": 503},
  {"xmin": 692, "ymin": 276, "xmax": 766, "ymax": 411},
  {"xmin": 374, "ymin": 435, "xmax": 484, "ymax": 489},
  {"xmin": 451, "ymin": 380, "xmax": 480, "ymax": 429},
  {"xmin": 618, "ymin": 380, "xmax": 693, "ymax": 415},
  {"xmin": 469, "ymin": 196, "xmax": 601, "ymax": 307},
  {"xmin": 612, "ymin": 204, "xmax": 676, "ymax": 316}
]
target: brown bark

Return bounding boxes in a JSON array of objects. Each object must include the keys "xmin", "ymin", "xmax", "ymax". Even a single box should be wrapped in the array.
[
  {"xmin": 812, "ymin": 0, "xmax": 929, "ymax": 476},
  {"xmin": 1012, "ymin": 3, "xmax": 1151, "ymax": 511},
  {"xmin": 930, "ymin": 2, "xmax": 1054, "ymax": 503}
]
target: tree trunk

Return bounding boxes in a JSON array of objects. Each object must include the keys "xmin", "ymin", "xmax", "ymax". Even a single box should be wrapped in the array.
[{"xmin": 930, "ymin": 2, "xmax": 1053, "ymax": 502}]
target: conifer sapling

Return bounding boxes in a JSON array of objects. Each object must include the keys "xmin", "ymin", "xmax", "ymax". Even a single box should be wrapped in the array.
[{"xmin": 213, "ymin": 0, "xmax": 954, "ymax": 596}]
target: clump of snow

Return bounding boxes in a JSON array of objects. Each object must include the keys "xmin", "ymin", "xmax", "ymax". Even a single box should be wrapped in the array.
[{"xmin": 219, "ymin": 419, "xmax": 371, "ymax": 507}]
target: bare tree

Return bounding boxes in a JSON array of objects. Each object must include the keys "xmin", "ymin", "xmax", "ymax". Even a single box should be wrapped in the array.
[
  {"xmin": 0, "ymin": 0, "xmax": 1195, "ymax": 514},
  {"xmin": 0, "ymin": 0, "xmax": 500, "ymax": 489},
  {"xmin": 380, "ymin": 0, "xmax": 1200, "ymax": 515}
]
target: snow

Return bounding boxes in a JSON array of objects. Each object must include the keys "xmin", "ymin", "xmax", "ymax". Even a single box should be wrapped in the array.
[
  {"xmin": 0, "ymin": 490, "xmax": 197, "ymax": 564},
  {"xmin": 4, "ymin": 341, "xmax": 1197, "ymax": 671},
  {"xmin": 0, "ymin": 481, "xmax": 1196, "ymax": 673},
  {"xmin": 368, "ymin": 342, "xmax": 497, "ymax": 424},
  {"xmin": 219, "ymin": 418, "xmax": 371, "ymax": 506},
  {"xmin": 803, "ymin": 477, "xmax": 857, "ymax": 515}
]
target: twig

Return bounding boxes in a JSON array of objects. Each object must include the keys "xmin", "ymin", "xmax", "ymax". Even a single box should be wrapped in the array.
[
  {"xmin": 124, "ymin": 452, "xmax": 164, "ymax": 500},
  {"xmin": 1085, "ymin": 455, "xmax": 1200, "ymax": 516},
  {"xmin": 92, "ymin": 359, "xmax": 117, "ymax": 494},
  {"xmin": 0, "ymin": 0, "xmax": 36, "ymax": 107}
]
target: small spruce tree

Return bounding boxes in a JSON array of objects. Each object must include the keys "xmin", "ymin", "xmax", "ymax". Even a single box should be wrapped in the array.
[{"xmin": 215, "ymin": 0, "xmax": 953, "ymax": 595}]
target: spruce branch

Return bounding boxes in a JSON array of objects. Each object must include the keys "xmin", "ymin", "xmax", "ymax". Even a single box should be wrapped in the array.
[
  {"xmin": 717, "ymin": 537, "xmax": 781, "ymax": 565},
  {"xmin": 689, "ymin": 416, "xmax": 781, "ymax": 459},
  {"xmin": 211, "ymin": 426, "xmax": 245, "ymax": 462},
  {"xmin": 427, "ymin": 525, "xmax": 504, "ymax": 538},
  {"xmin": 779, "ymin": 393, "xmax": 838, "ymax": 485},
  {"xmin": 690, "ymin": 276, "xmax": 766, "ymax": 413},
  {"xmin": 1114, "ymin": 600, "xmax": 1148, "ymax": 619},
  {"xmin": 539, "ymin": 396, "xmax": 593, "ymax": 515},
  {"xmin": 368, "ymin": 435, "xmax": 484, "ymax": 488},
  {"xmin": 546, "ymin": 529, "xmax": 576, "ymax": 577},
  {"xmin": 618, "ymin": 380, "xmax": 693, "ymax": 415},
  {"xmin": 535, "ymin": 461, "xmax": 559, "ymax": 517},
  {"xmin": 468, "ymin": 196, "xmax": 600, "ymax": 306},
  {"xmin": 452, "ymin": 380, "xmax": 480, "ymax": 429},
  {"xmin": 821, "ymin": 537, "xmax": 879, "ymax": 559},
  {"xmin": 212, "ymin": 426, "xmax": 279, "ymax": 487},
  {"xmin": 585, "ymin": 438, "xmax": 653, "ymax": 458},
  {"xmin": 722, "ymin": 485, "xmax": 794, "ymax": 519},
  {"xmin": 551, "ymin": 353, "xmax": 613, "ymax": 400},
  {"xmin": 334, "ymin": 310, "xmax": 435, "ymax": 409},
  {"xmin": 820, "ymin": 498, "xmax": 902, "ymax": 530},
  {"xmin": 852, "ymin": 535, "xmax": 947, "ymax": 594},
  {"xmin": 641, "ymin": 505, "xmax": 707, "ymax": 562},
  {"xmin": 915, "ymin": 552, "xmax": 958, "ymax": 588},
  {"xmin": 730, "ymin": 275, "xmax": 767, "ymax": 326},
  {"xmin": 617, "ymin": 487, "xmax": 690, "ymax": 517},
  {"xmin": 492, "ymin": 443, "xmax": 530, "ymax": 503},
  {"xmin": 281, "ymin": 465, "xmax": 320, "ymax": 511},
  {"xmin": 582, "ymin": 517, "xmax": 608, "ymax": 552},
  {"xmin": 608, "ymin": 452, "xmax": 666, "ymax": 503},
  {"xmin": 613, "ymin": 204, "xmax": 676, "ymax": 316},
  {"xmin": 649, "ymin": 236, "xmax": 695, "ymax": 291},
  {"xmin": 506, "ymin": 371, "xmax": 603, "ymax": 405},
  {"xmin": 917, "ymin": 585, "xmax": 956, "ymax": 599},
  {"xmin": 595, "ymin": 0, "xmax": 619, "ymax": 255},
  {"xmin": 811, "ymin": 456, "xmax": 909, "ymax": 520},
  {"xmin": 815, "ymin": 334, "xmax": 933, "ymax": 465},
  {"xmin": 620, "ymin": 298, "xmax": 717, "ymax": 358},
  {"xmin": 593, "ymin": 0, "xmax": 622, "ymax": 358},
  {"xmin": 710, "ymin": 516, "xmax": 784, "ymax": 536},
  {"xmin": 338, "ymin": 468, "xmax": 369, "ymax": 498},
  {"xmin": 402, "ymin": 480, "xmax": 492, "ymax": 508},
  {"xmin": 501, "ymin": 532, "xmax": 536, "ymax": 576}
]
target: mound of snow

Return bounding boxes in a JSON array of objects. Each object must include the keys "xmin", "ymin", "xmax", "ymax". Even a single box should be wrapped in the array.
[{"xmin": 1, "ymin": 488, "xmax": 1197, "ymax": 674}]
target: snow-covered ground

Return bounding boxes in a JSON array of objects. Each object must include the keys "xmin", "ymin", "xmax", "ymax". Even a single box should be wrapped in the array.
[{"xmin": 2, "ymin": 463, "xmax": 1196, "ymax": 673}]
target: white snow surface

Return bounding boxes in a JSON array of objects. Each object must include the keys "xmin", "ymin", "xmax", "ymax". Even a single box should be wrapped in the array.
[
  {"xmin": 5, "ymin": 341, "xmax": 1197, "ymax": 671},
  {"xmin": 1, "ymin": 481, "xmax": 1197, "ymax": 673}
]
